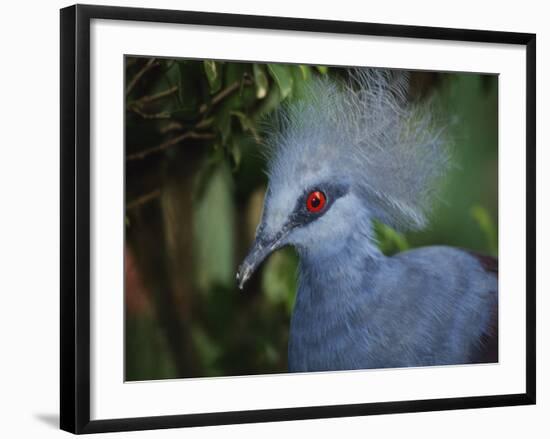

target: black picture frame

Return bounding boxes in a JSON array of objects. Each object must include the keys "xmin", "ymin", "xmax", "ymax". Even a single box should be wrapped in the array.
[{"xmin": 60, "ymin": 4, "xmax": 536, "ymax": 434}]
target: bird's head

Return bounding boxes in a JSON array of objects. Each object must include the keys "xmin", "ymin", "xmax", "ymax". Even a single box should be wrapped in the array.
[
  {"xmin": 236, "ymin": 69, "xmax": 449, "ymax": 289},
  {"xmin": 236, "ymin": 168, "xmax": 359, "ymax": 290}
]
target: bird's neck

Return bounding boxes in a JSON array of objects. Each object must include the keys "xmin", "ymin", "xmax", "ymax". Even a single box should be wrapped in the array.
[
  {"xmin": 289, "ymin": 224, "xmax": 385, "ymax": 372},
  {"xmin": 296, "ymin": 222, "xmax": 384, "ymax": 301}
]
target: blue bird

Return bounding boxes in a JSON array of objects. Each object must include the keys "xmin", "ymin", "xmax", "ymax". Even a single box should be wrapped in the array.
[{"xmin": 236, "ymin": 69, "xmax": 498, "ymax": 372}]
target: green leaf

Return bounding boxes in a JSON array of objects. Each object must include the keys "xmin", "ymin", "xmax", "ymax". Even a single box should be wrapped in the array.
[
  {"xmin": 229, "ymin": 138, "xmax": 242, "ymax": 170},
  {"xmin": 230, "ymin": 111, "xmax": 260, "ymax": 143},
  {"xmin": 298, "ymin": 65, "xmax": 312, "ymax": 80},
  {"xmin": 253, "ymin": 64, "xmax": 269, "ymax": 99},
  {"xmin": 470, "ymin": 205, "xmax": 498, "ymax": 255},
  {"xmin": 289, "ymin": 65, "xmax": 313, "ymax": 100},
  {"xmin": 267, "ymin": 64, "xmax": 294, "ymax": 100},
  {"xmin": 224, "ymin": 63, "xmax": 247, "ymax": 87},
  {"xmin": 216, "ymin": 109, "xmax": 232, "ymax": 146},
  {"xmin": 374, "ymin": 221, "xmax": 409, "ymax": 256},
  {"xmin": 204, "ymin": 60, "xmax": 222, "ymax": 94},
  {"xmin": 213, "ymin": 67, "xmax": 251, "ymax": 146},
  {"xmin": 253, "ymin": 83, "xmax": 282, "ymax": 119},
  {"xmin": 216, "ymin": 95, "xmax": 244, "ymax": 146},
  {"xmin": 316, "ymin": 65, "xmax": 329, "ymax": 75}
]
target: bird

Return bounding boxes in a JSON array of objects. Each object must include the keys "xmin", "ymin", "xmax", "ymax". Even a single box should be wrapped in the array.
[{"xmin": 235, "ymin": 69, "xmax": 498, "ymax": 373}]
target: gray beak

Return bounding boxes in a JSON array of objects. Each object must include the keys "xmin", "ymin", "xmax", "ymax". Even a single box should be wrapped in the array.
[{"xmin": 236, "ymin": 232, "xmax": 286, "ymax": 290}]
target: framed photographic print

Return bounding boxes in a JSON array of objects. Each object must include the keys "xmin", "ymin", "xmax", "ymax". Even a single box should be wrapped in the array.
[{"xmin": 60, "ymin": 4, "xmax": 536, "ymax": 434}]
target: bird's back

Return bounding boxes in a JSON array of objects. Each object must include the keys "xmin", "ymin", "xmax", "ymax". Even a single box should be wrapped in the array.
[{"xmin": 288, "ymin": 246, "xmax": 498, "ymax": 372}]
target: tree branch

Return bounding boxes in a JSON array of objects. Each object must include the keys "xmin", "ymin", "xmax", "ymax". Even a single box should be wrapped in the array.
[
  {"xmin": 129, "ymin": 85, "xmax": 179, "ymax": 107},
  {"xmin": 198, "ymin": 78, "xmax": 252, "ymax": 114},
  {"xmin": 129, "ymin": 107, "xmax": 172, "ymax": 120},
  {"xmin": 126, "ymin": 58, "xmax": 157, "ymax": 96},
  {"xmin": 126, "ymin": 131, "xmax": 215, "ymax": 161},
  {"xmin": 126, "ymin": 189, "xmax": 162, "ymax": 210},
  {"xmin": 126, "ymin": 76, "xmax": 252, "ymax": 160}
]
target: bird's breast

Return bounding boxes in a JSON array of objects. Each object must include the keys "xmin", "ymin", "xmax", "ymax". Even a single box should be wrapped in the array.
[{"xmin": 288, "ymin": 283, "xmax": 373, "ymax": 372}]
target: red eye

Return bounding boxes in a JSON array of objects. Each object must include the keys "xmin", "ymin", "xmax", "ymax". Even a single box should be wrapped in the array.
[{"xmin": 306, "ymin": 190, "xmax": 327, "ymax": 213}]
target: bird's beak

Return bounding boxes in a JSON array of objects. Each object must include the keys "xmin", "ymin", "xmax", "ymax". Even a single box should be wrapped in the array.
[{"xmin": 236, "ymin": 231, "xmax": 286, "ymax": 290}]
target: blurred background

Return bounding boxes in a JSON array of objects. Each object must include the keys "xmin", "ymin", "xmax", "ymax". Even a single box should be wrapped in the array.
[{"xmin": 124, "ymin": 57, "xmax": 498, "ymax": 381}]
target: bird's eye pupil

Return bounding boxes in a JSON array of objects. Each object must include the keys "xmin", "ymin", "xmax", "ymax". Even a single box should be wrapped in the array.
[{"xmin": 306, "ymin": 190, "xmax": 327, "ymax": 213}]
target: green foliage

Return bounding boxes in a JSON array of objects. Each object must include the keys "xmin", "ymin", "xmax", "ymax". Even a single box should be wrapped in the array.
[
  {"xmin": 407, "ymin": 73, "xmax": 498, "ymax": 254},
  {"xmin": 267, "ymin": 64, "xmax": 294, "ymax": 100},
  {"xmin": 470, "ymin": 205, "xmax": 498, "ymax": 256},
  {"xmin": 125, "ymin": 315, "xmax": 178, "ymax": 381},
  {"xmin": 203, "ymin": 60, "xmax": 222, "ymax": 93},
  {"xmin": 316, "ymin": 65, "xmax": 329, "ymax": 74},
  {"xmin": 261, "ymin": 248, "xmax": 299, "ymax": 315},
  {"xmin": 125, "ymin": 57, "xmax": 327, "ymax": 380},
  {"xmin": 374, "ymin": 221, "xmax": 410, "ymax": 256},
  {"xmin": 193, "ymin": 162, "xmax": 236, "ymax": 292},
  {"xmin": 252, "ymin": 64, "xmax": 269, "ymax": 99},
  {"xmin": 192, "ymin": 325, "xmax": 223, "ymax": 376}
]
